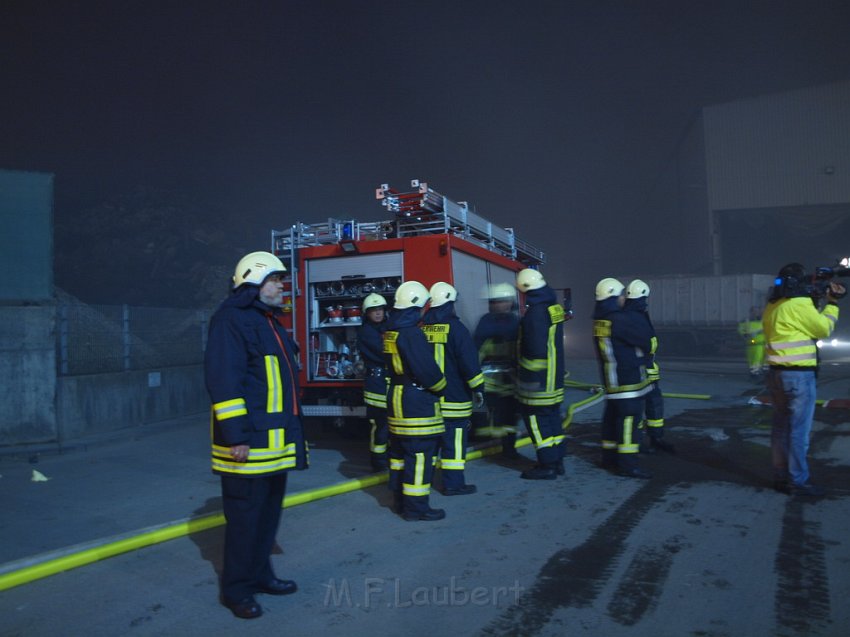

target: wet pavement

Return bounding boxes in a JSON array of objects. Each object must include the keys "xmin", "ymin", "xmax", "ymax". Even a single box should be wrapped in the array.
[{"xmin": 1, "ymin": 358, "xmax": 849, "ymax": 637}]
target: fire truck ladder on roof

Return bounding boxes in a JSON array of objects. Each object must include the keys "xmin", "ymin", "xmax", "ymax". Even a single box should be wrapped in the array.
[
  {"xmin": 270, "ymin": 182, "xmax": 545, "ymax": 270},
  {"xmin": 376, "ymin": 180, "xmax": 545, "ymax": 266}
]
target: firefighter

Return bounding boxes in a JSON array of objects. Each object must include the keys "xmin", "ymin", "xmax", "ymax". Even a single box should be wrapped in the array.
[
  {"xmin": 738, "ymin": 306, "xmax": 766, "ymax": 376},
  {"xmin": 624, "ymin": 279, "xmax": 675, "ymax": 454},
  {"xmin": 593, "ymin": 277, "xmax": 653, "ymax": 478},
  {"xmin": 357, "ymin": 293, "xmax": 390, "ymax": 472},
  {"xmin": 204, "ymin": 251, "xmax": 308, "ymax": 619},
  {"xmin": 473, "ymin": 282, "xmax": 521, "ymax": 459},
  {"xmin": 383, "ymin": 280, "xmax": 448, "ymax": 520},
  {"xmin": 514, "ymin": 268, "xmax": 566, "ymax": 480},
  {"xmin": 423, "ymin": 282, "xmax": 485, "ymax": 496}
]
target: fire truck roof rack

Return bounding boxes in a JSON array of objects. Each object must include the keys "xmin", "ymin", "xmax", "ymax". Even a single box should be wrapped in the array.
[
  {"xmin": 270, "ymin": 180, "xmax": 545, "ymax": 266},
  {"xmin": 376, "ymin": 180, "xmax": 545, "ymax": 266}
]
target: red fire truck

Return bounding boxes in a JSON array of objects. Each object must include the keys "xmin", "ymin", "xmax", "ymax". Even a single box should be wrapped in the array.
[{"xmin": 271, "ymin": 180, "xmax": 546, "ymax": 421}]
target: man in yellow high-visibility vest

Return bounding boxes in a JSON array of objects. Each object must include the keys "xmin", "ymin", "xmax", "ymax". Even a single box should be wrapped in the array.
[{"xmin": 763, "ymin": 263, "xmax": 843, "ymax": 497}]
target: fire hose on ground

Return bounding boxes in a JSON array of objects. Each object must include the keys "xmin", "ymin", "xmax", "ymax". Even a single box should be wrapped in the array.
[{"xmin": 0, "ymin": 378, "xmax": 715, "ymax": 593}]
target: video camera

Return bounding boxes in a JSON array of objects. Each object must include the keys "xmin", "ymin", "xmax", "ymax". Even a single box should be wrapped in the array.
[{"xmin": 812, "ymin": 257, "xmax": 850, "ymax": 300}]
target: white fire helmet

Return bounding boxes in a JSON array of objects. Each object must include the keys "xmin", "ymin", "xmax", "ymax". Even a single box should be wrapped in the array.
[
  {"xmin": 232, "ymin": 251, "xmax": 286, "ymax": 288},
  {"xmin": 516, "ymin": 268, "xmax": 546, "ymax": 292},
  {"xmin": 595, "ymin": 277, "xmax": 625, "ymax": 301},
  {"xmin": 488, "ymin": 282, "xmax": 516, "ymax": 300},
  {"xmin": 362, "ymin": 293, "xmax": 388, "ymax": 312},
  {"xmin": 394, "ymin": 281, "xmax": 430, "ymax": 309},
  {"xmin": 626, "ymin": 279, "xmax": 650, "ymax": 299},
  {"xmin": 429, "ymin": 282, "xmax": 457, "ymax": 307}
]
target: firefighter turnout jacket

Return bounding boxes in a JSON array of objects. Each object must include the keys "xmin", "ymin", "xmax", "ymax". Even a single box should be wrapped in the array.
[
  {"xmin": 474, "ymin": 309, "xmax": 519, "ymax": 397},
  {"xmin": 383, "ymin": 306, "xmax": 447, "ymax": 436},
  {"xmin": 204, "ymin": 286, "xmax": 308, "ymax": 477},
  {"xmin": 422, "ymin": 302, "xmax": 485, "ymax": 419},
  {"xmin": 762, "ymin": 297, "xmax": 839, "ymax": 368},
  {"xmin": 357, "ymin": 318, "xmax": 388, "ymax": 408},
  {"xmin": 516, "ymin": 285, "xmax": 566, "ymax": 407},
  {"xmin": 623, "ymin": 296, "xmax": 660, "ymax": 382},
  {"xmin": 593, "ymin": 297, "xmax": 653, "ymax": 398}
]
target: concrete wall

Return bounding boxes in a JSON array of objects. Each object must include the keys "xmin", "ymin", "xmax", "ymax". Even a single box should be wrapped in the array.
[
  {"xmin": 56, "ymin": 365, "xmax": 207, "ymax": 441},
  {"xmin": 0, "ymin": 301, "xmax": 208, "ymax": 446},
  {"xmin": 0, "ymin": 306, "xmax": 58, "ymax": 445}
]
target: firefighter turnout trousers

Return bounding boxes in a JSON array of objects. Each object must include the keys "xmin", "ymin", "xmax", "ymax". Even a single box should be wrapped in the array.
[
  {"xmin": 601, "ymin": 396, "xmax": 644, "ymax": 471},
  {"xmin": 367, "ymin": 403, "xmax": 389, "ymax": 471},
  {"xmin": 439, "ymin": 418, "xmax": 471, "ymax": 490},
  {"xmin": 220, "ymin": 472, "xmax": 288, "ymax": 603},
  {"xmin": 389, "ymin": 435, "xmax": 440, "ymax": 516},
  {"xmin": 521, "ymin": 403, "xmax": 565, "ymax": 469}
]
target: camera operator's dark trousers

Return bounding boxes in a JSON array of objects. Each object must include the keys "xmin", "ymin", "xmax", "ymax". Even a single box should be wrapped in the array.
[{"xmin": 220, "ymin": 472, "xmax": 288, "ymax": 603}]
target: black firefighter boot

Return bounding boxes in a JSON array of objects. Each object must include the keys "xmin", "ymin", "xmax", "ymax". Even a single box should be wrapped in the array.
[
  {"xmin": 650, "ymin": 430, "xmax": 676, "ymax": 454},
  {"xmin": 617, "ymin": 454, "xmax": 652, "ymax": 479},
  {"xmin": 370, "ymin": 452, "xmax": 388, "ymax": 472}
]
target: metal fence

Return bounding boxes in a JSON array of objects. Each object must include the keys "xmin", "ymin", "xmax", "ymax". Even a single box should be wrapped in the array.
[{"xmin": 57, "ymin": 304, "xmax": 213, "ymax": 376}]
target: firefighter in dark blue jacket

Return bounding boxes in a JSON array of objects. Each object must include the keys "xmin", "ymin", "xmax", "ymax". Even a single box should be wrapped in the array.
[
  {"xmin": 357, "ymin": 293, "xmax": 390, "ymax": 471},
  {"xmin": 205, "ymin": 251, "xmax": 308, "ymax": 619},
  {"xmin": 515, "ymin": 268, "xmax": 567, "ymax": 480},
  {"xmin": 383, "ymin": 280, "xmax": 448, "ymax": 521},
  {"xmin": 423, "ymin": 282, "xmax": 485, "ymax": 496},
  {"xmin": 624, "ymin": 279, "xmax": 674, "ymax": 454},
  {"xmin": 593, "ymin": 277, "xmax": 653, "ymax": 479},
  {"xmin": 473, "ymin": 282, "xmax": 521, "ymax": 459}
]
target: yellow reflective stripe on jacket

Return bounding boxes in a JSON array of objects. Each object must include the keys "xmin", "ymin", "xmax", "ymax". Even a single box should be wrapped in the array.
[
  {"xmin": 210, "ymin": 428, "xmax": 296, "ymax": 475},
  {"xmin": 384, "ymin": 331, "xmax": 404, "ymax": 374},
  {"xmin": 467, "ymin": 372, "xmax": 484, "ymax": 389},
  {"xmin": 428, "ymin": 377, "xmax": 447, "ymax": 393},
  {"xmin": 441, "ymin": 400, "xmax": 473, "ymax": 419},
  {"xmin": 213, "ymin": 398, "xmax": 247, "ymax": 420},
  {"xmin": 364, "ymin": 390, "xmax": 387, "ymax": 408},
  {"xmin": 519, "ymin": 356, "xmax": 548, "ymax": 371},
  {"xmin": 264, "ymin": 355, "xmax": 283, "ymax": 413},
  {"xmin": 388, "ymin": 421, "xmax": 445, "ymax": 436},
  {"xmin": 546, "ymin": 322, "xmax": 558, "ymax": 390},
  {"xmin": 515, "ymin": 387, "xmax": 564, "ymax": 406},
  {"xmin": 387, "ymin": 384, "xmax": 444, "ymax": 435}
]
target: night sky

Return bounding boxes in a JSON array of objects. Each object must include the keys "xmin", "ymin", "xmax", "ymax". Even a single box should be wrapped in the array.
[{"xmin": 3, "ymin": 1, "xmax": 850, "ymax": 305}]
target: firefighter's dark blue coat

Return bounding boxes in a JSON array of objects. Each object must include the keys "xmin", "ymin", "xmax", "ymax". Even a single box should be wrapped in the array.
[
  {"xmin": 383, "ymin": 306, "xmax": 447, "ymax": 436},
  {"xmin": 516, "ymin": 285, "xmax": 565, "ymax": 407},
  {"xmin": 422, "ymin": 302, "xmax": 485, "ymax": 419},
  {"xmin": 623, "ymin": 297, "xmax": 660, "ymax": 380},
  {"xmin": 357, "ymin": 318, "xmax": 388, "ymax": 408},
  {"xmin": 593, "ymin": 297, "xmax": 652, "ymax": 397},
  {"xmin": 204, "ymin": 285, "xmax": 308, "ymax": 476},
  {"xmin": 474, "ymin": 310, "xmax": 519, "ymax": 396}
]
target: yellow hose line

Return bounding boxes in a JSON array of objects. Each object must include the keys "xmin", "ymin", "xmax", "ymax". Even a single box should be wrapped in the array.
[
  {"xmin": 0, "ymin": 385, "xmax": 710, "ymax": 592},
  {"xmin": 562, "ymin": 390, "xmax": 606, "ymax": 430},
  {"xmin": 0, "ymin": 472, "xmax": 394, "ymax": 592},
  {"xmin": 662, "ymin": 392, "xmax": 711, "ymax": 400}
]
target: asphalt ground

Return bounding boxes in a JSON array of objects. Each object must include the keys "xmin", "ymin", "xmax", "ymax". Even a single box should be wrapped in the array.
[{"xmin": 1, "ymin": 357, "xmax": 850, "ymax": 637}]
